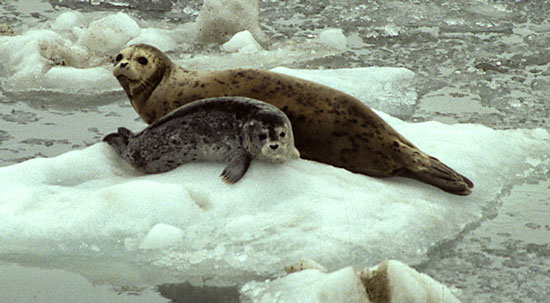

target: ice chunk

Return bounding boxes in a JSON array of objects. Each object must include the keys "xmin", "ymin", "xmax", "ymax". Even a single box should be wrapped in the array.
[
  {"xmin": 360, "ymin": 260, "xmax": 461, "ymax": 303},
  {"xmin": 384, "ymin": 23, "xmax": 400, "ymax": 37},
  {"xmin": 43, "ymin": 66, "xmax": 119, "ymax": 94},
  {"xmin": 317, "ymin": 28, "xmax": 347, "ymax": 50},
  {"xmin": 0, "ymin": 30, "xmax": 92, "ymax": 90},
  {"xmin": 242, "ymin": 260, "xmax": 461, "ymax": 303},
  {"xmin": 139, "ymin": 223, "xmax": 185, "ymax": 249},
  {"xmin": 196, "ymin": 0, "xmax": 266, "ymax": 44},
  {"xmin": 127, "ymin": 28, "xmax": 178, "ymax": 52},
  {"xmin": 0, "ymin": 27, "xmax": 119, "ymax": 93},
  {"xmin": 272, "ymin": 66, "xmax": 416, "ymax": 115},
  {"xmin": 51, "ymin": 11, "xmax": 85, "ymax": 33},
  {"xmin": 241, "ymin": 267, "xmax": 368, "ymax": 303},
  {"xmin": 76, "ymin": 12, "xmax": 140, "ymax": 54},
  {"xmin": 221, "ymin": 30, "xmax": 262, "ymax": 53}
]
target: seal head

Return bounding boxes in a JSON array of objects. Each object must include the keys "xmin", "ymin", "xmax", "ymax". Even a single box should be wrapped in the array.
[{"xmin": 113, "ymin": 44, "xmax": 171, "ymax": 112}]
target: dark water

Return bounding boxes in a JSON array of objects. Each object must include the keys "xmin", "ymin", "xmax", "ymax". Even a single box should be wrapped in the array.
[{"xmin": 1, "ymin": 1, "xmax": 549, "ymax": 302}]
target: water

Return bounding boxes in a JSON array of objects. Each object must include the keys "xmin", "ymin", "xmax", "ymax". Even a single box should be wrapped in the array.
[{"xmin": 1, "ymin": 1, "xmax": 549, "ymax": 302}]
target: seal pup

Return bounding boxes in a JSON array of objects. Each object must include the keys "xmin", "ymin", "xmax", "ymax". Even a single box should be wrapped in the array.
[
  {"xmin": 103, "ymin": 96, "xmax": 299, "ymax": 184},
  {"xmin": 113, "ymin": 44, "xmax": 474, "ymax": 195}
]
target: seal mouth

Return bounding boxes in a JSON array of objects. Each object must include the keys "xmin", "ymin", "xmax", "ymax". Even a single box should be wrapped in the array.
[{"xmin": 115, "ymin": 74, "xmax": 139, "ymax": 88}]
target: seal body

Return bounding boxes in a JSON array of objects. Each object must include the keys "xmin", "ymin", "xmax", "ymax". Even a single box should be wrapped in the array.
[
  {"xmin": 103, "ymin": 96, "xmax": 299, "ymax": 184},
  {"xmin": 113, "ymin": 44, "xmax": 474, "ymax": 195}
]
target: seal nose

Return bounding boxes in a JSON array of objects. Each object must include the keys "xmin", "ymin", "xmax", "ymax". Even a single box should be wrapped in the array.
[
  {"xmin": 270, "ymin": 144, "xmax": 279, "ymax": 150},
  {"xmin": 120, "ymin": 62, "xmax": 128, "ymax": 68}
]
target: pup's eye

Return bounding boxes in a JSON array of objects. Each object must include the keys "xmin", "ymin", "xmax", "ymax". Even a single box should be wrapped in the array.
[
  {"xmin": 137, "ymin": 57, "xmax": 148, "ymax": 65},
  {"xmin": 279, "ymin": 131, "xmax": 286, "ymax": 138},
  {"xmin": 258, "ymin": 134, "xmax": 267, "ymax": 140},
  {"xmin": 115, "ymin": 54, "xmax": 122, "ymax": 62}
]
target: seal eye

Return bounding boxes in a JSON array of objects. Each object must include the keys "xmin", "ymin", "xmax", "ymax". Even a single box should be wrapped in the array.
[
  {"xmin": 137, "ymin": 57, "xmax": 148, "ymax": 65},
  {"xmin": 279, "ymin": 131, "xmax": 286, "ymax": 138},
  {"xmin": 258, "ymin": 134, "xmax": 267, "ymax": 141},
  {"xmin": 115, "ymin": 54, "xmax": 122, "ymax": 62}
]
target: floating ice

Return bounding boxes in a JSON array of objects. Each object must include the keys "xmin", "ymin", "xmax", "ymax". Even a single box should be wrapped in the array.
[
  {"xmin": 196, "ymin": 0, "xmax": 266, "ymax": 44},
  {"xmin": 76, "ymin": 12, "xmax": 140, "ymax": 54},
  {"xmin": 127, "ymin": 28, "xmax": 178, "ymax": 52},
  {"xmin": 0, "ymin": 29, "xmax": 112, "ymax": 92},
  {"xmin": 360, "ymin": 260, "xmax": 460, "ymax": 303},
  {"xmin": 0, "ymin": 11, "xmax": 134, "ymax": 93},
  {"xmin": 221, "ymin": 30, "xmax": 263, "ymax": 53},
  {"xmin": 384, "ymin": 23, "xmax": 400, "ymax": 37},
  {"xmin": 241, "ymin": 267, "xmax": 369, "ymax": 303},
  {"xmin": 317, "ymin": 28, "xmax": 348, "ymax": 50},
  {"xmin": 0, "ymin": 98, "xmax": 547, "ymax": 286},
  {"xmin": 241, "ymin": 260, "xmax": 461, "ymax": 303},
  {"xmin": 51, "ymin": 11, "xmax": 85, "ymax": 35},
  {"xmin": 272, "ymin": 66, "xmax": 417, "ymax": 115}
]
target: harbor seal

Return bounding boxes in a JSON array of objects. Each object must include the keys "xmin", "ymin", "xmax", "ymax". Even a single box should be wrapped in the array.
[
  {"xmin": 103, "ymin": 96, "xmax": 299, "ymax": 184},
  {"xmin": 113, "ymin": 44, "xmax": 474, "ymax": 195}
]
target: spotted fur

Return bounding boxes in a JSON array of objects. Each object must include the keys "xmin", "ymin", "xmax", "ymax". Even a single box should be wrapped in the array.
[{"xmin": 113, "ymin": 44, "xmax": 474, "ymax": 195}]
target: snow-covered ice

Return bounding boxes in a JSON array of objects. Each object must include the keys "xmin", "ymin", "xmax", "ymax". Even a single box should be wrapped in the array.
[
  {"xmin": 241, "ymin": 266, "xmax": 369, "ymax": 303},
  {"xmin": 241, "ymin": 260, "xmax": 461, "ymax": 303},
  {"xmin": 0, "ymin": 98, "xmax": 548, "ymax": 286}
]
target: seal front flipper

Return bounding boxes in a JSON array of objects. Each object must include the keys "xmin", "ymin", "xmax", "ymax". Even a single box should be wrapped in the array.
[
  {"xmin": 220, "ymin": 152, "xmax": 252, "ymax": 184},
  {"xmin": 103, "ymin": 127, "xmax": 134, "ymax": 157}
]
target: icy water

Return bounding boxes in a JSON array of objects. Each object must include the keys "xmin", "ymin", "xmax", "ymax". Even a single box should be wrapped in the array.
[{"xmin": 1, "ymin": 0, "xmax": 549, "ymax": 302}]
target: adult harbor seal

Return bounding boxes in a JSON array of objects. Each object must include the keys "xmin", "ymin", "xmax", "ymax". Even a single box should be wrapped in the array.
[
  {"xmin": 113, "ymin": 43, "xmax": 474, "ymax": 195},
  {"xmin": 103, "ymin": 96, "xmax": 299, "ymax": 184}
]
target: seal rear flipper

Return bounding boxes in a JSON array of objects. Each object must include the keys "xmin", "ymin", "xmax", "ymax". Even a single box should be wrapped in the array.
[
  {"xmin": 220, "ymin": 152, "xmax": 252, "ymax": 184},
  {"xmin": 404, "ymin": 156, "xmax": 474, "ymax": 196}
]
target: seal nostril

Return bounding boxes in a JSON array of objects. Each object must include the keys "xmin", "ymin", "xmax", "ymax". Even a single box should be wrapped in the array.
[
  {"xmin": 120, "ymin": 62, "xmax": 128, "ymax": 68},
  {"xmin": 270, "ymin": 144, "xmax": 278, "ymax": 150}
]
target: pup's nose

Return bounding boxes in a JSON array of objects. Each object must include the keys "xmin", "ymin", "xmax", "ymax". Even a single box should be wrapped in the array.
[
  {"xmin": 120, "ymin": 62, "xmax": 128, "ymax": 68},
  {"xmin": 270, "ymin": 144, "xmax": 279, "ymax": 150}
]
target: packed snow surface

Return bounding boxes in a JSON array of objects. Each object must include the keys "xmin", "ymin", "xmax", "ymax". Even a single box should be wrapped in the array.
[{"xmin": 0, "ymin": 96, "xmax": 547, "ymax": 285}]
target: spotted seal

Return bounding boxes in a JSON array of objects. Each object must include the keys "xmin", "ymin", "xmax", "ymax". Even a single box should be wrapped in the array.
[
  {"xmin": 113, "ymin": 43, "xmax": 474, "ymax": 195},
  {"xmin": 103, "ymin": 96, "xmax": 299, "ymax": 183}
]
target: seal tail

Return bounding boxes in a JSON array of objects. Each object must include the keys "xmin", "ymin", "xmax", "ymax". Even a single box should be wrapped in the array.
[
  {"xmin": 402, "ymin": 154, "xmax": 474, "ymax": 196},
  {"xmin": 103, "ymin": 127, "xmax": 133, "ymax": 157}
]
